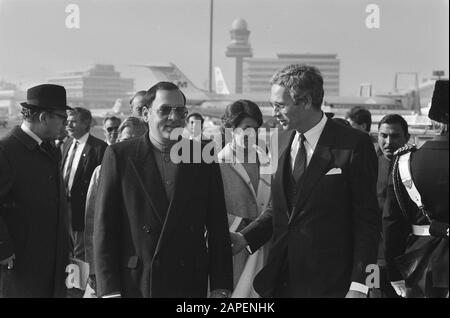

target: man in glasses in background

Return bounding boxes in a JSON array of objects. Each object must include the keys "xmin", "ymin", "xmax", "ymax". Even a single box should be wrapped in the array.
[
  {"xmin": 0, "ymin": 84, "xmax": 71, "ymax": 297},
  {"xmin": 94, "ymin": 81, "xmax": 232, "ymax": 298},
  {"xmin": 103, "ymin": 116, "xmax": 121, "ymax": 146}
]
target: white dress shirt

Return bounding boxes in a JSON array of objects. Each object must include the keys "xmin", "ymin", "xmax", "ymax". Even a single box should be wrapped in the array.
[
  {"xmin": 64, "ymin": 133, "xmax": 89, "ymax": 194},
  {"xmin": 289, "ymin": 113, "xmax": 369, "ymax": 295},
  {"xmin": 290, "ymin": 112, "xmax": 327, "ymax": 172}
]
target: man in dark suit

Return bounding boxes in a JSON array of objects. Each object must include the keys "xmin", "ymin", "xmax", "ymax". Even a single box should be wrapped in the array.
[
  {"xmin": 94, "ymin": 81, "xmax": 233, "ymax": 298},
  {"xmin": 383, "ymin": 80, "xmax": 449, "ymax": 298},
  {"xmin": 0, "ymin": 84, "xmax": 70, "ymax": 297},
  {"xmin": 372, "ymin": 114, "xmax": 410, "ymax": 298},
  {"xmin": 231, "ymin": 64, "xmax": 380, "ymax": 298},
  {"xmin": 62, "ymin": 107, "xmax": 107, "ymax": 261}
]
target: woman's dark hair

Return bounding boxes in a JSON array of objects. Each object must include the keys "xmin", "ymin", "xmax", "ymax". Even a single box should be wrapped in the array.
[{"xmin": 221, "ymin": 99, "xmax": 263, "ymax": 129}]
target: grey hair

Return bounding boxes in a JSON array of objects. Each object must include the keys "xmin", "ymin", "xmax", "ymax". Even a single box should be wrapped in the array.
[{"xmin": 270, "ymin": 64, "xmax": 324, "ymax": 109}]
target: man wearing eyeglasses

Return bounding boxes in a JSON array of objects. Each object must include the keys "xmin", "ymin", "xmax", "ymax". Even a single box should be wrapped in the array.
[
  {"xmin": 0, "ymin": 84, "xmax": 71, "ymax": 297},
  {"xmin": 231, "ymin": 64, "xmax": 380, "ymax": 298},
  {"xmin": 103, "ymin": 116, "xmax": 121, "ymax": 146},
  {"xmin": 94, "ymin": 81, "xmax": 233, "ymax": 298}
]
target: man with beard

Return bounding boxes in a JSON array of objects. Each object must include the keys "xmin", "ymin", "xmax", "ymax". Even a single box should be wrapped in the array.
[{"xmin": 94, "ymin": 81, "xmax": 232, "ymax": 298}]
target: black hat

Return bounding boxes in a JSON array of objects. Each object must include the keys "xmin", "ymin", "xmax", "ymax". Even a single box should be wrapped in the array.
[
  {"xmin": 20, "ymin": 84, "xmax": 72, "ymax": 111},
  {"xmin": 429, "ymin": 80, "xmax": 449, "ymax": 124}
]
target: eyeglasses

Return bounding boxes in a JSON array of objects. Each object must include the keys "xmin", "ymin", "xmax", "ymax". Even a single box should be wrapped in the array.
[
  {"xmin": 105, "ymin": 126, "xmax": 119, "ymax": 133},
  {"xmin": 50, "ymin": 112, "xmax": 68, "ymax": 121},
  {"xmin": 157, "ymin": 105, "xmax": 188, "ymax": 118}
]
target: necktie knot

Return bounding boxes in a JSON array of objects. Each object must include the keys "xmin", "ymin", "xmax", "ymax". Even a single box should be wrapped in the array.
[{"xmin": 299, "ymin": 133, "xmax": 306, "ymax": 144}]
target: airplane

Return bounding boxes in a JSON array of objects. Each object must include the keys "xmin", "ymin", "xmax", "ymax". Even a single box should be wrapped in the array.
[
  {"xmin": 89, "ymin": 98, "xmax": 132, "ymax": 125},
  {"xmin": 131, "ymin": 63, "xmax": 436, "ymax": 120},
  {"xmin": 89, "ymin": 63, "xmax": 436, "ymax": 140}
]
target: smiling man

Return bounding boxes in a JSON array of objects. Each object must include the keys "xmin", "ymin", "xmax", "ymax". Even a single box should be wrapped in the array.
[
  {"xmin": 94, "ymin": 81, "xmax": 232, "ymax": 298},
  {"xmin": 231, "ymin": 64, "xmax": 380, "ymax": 298}
]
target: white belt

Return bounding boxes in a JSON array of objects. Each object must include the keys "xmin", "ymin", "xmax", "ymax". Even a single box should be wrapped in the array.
[{"xmin": 412, "ymin": 225, "xmax": 430, "ymax": 236}]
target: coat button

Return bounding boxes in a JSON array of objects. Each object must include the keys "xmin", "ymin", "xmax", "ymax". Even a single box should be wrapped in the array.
[
  {"xmin": 142, "ymin": 225, "xmax": 151, "ymax": 233},
  {"xmin": 153, "ymin": 259, "xmax": 160, "ymax": 266}
]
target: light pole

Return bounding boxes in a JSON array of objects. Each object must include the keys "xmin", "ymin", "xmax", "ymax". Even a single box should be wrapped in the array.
[{"xmin": 208, "ymin": 0, "xmax": 214, "ymax": 93}]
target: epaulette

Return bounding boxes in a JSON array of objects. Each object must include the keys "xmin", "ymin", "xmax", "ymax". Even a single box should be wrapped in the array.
[{"xmin": 393, "ymin": 144, "xmax": 417, "ymax": 157}]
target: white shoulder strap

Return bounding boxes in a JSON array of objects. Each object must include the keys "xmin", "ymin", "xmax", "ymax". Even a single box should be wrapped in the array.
[{"xmin": 398, "ymin": 152, "xmax": 424, "ymax": 210}]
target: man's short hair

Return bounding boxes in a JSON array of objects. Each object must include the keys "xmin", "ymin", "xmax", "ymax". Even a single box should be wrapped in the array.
[
  {"xmin": 103, "ymin": 115, "xmax": 121, "ymax": 126},
  {"xmin": 345, "ymin": 106, "xmax": 372, "ymax": 133},
  {"xmin": 186, "ymin": 112, "xmax": 205, "ymax": 126},
  {"xmin": 270, "ymin": 64, "xmax": 324, "ymax": 109},
  {"xmin": 378, "ymin": 114, "xmax": 409, "ymax": 137},
  {"xmin": 129, "ymin": 90, "xmax": 147, "ymax": 116},
  {"xmin": 67, "ymin": 107, "xmax": 93, "ymax": 127},
  {"xmin": 143, "ymin": 82, "xmax": 186, "ymax": 109},
  {"xmin": 118, "ymin": 116, "xmax": 147, "ymax": 137}
]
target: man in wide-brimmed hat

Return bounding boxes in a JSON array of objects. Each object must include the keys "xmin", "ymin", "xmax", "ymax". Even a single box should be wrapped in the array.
[
  {"xmin": 384, "ymin": 80, "xmax": 449, "ymax": 298},
  {"xmin": 0, "ymin": 84, "xmax": 71, "ymax": 297}
]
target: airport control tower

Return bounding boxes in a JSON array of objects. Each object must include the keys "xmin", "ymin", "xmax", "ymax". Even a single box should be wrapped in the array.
[{"xmin": 226, "ymin": 18, "xmax": 253, "ymax": 93}]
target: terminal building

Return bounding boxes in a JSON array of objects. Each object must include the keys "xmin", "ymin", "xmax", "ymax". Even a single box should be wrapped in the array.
[
  {"xmin": 242, "ymin": 53, "xmax": 340, "ymax": 96},
  {"xmin": 47, "ymin": 64, "xmax": 134, "ymax": 109}
]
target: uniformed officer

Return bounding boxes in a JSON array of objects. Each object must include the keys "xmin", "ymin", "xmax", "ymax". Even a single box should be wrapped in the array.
[{"xmin": 383, "ymin": 80, "xmax": 449, "ymax": 298}]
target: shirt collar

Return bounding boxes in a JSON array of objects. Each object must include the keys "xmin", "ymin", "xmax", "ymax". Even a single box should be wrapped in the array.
[
  {"xmin": 74, "ymin": 132, "xmax": 90, "ymax": 146},
  {"xmin": 295, "ymin": 112, "xmax": 327, "ymax": 151},
  {"xmin": 21, "ymin": 122, "xmax": 42, "ymax": 145}
]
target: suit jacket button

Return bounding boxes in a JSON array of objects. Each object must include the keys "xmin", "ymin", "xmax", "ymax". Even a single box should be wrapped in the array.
[
  {"xmin": 153, "ymin": 259, "xmax": 160, "ymax": 266},
  {"xmin": 142, "ymin": 225, "xmax": 151, "ymax": 233}
]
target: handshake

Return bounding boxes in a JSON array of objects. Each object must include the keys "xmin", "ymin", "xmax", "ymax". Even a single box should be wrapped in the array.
[{"xmin": 229, "ymin": 232, "xmax": 248, "ymax": 256}]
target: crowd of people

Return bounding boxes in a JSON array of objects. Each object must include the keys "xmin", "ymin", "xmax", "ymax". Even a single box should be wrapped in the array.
[{"xmin": 0, "ymin": 64, "xmax": 448, "ymax": 298}]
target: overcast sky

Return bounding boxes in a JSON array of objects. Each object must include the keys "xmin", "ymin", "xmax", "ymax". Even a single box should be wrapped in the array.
[{"xmin": 0, "ymin": 0, "xmax": 448, "ymax": 96}]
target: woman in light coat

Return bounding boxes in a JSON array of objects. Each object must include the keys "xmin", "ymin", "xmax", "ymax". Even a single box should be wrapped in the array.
[{"xmin": 218, "ymin": 100, "xmax": 272, "ymax": 298}]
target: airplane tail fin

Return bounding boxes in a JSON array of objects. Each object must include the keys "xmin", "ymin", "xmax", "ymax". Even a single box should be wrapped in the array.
[
  {"xmin": 214, "ymin": 67, "xmax": 230, "ymax": 95},
  {"xmin": 130, "ymin": 62, "xmax": 206, "ymax": 97},
  {"xmin": 111, "ymin": 98, "xmax": 124, "ymax": 114}
]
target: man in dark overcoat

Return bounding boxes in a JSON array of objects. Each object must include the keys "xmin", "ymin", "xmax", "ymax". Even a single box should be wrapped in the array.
[{"xmin": 0, "ymin": 84, "xmax": 70, "ymax": 297}]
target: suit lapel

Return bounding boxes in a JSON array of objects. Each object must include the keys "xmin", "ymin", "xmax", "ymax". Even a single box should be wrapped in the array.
[
  {"xmin": 288, "ymin": 119, "xmax": 335, "ymax": 223},
  {"xmin": 220, "ymin": 144, "xmax": 258, "ymax": 201},
  {"xmin": 272, "ymin": 130, "xmax": 296, "ymax": 220},
  {"xmin": 231, "ymin": 162, "xmax": 257, "ymax": 202},
  {"xmin": 129, "ymin": 135, "xmax": 169, "ymax": 225},
  {"xmin": 72, "ymin": 136, "xmax": 92, "ymax": 187},
  {"xmin": 255, "ymin": 146, "xmax": 271, "ymax": 209}
]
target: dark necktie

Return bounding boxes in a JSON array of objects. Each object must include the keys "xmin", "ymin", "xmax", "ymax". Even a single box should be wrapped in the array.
[
  {"xmin": 292, "ymin": 134, "xmax": 306, "ymax": 182},
  {"xmin": 64, "ymin": 140, "xmax": 79, "ymax": 192}
]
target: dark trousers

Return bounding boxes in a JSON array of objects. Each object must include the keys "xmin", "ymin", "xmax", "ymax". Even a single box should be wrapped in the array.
[
  {"xmin": 406, "ymin": 270, "xmax": 449, "ymax": 298},
  {"xmin": 68, "ymin": 205, "xmax": 85, "ymax": 261}
]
